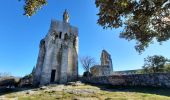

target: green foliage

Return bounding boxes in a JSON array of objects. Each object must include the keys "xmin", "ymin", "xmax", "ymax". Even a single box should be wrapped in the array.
[
  {"xmin": 20, "ymin": 0, "xmax": 170, "ymax": 53},
  {"xmin": 135, "ymin": 69, "xmax": 144, "ymax": 74},
  {"xmin": 142, "ymin": 55, "xmax": 170, "ymax": 73},
  {"xmin": 20, "ymin": 0, "xmax": 47, "ymax": 16},
  {"xmin": 95, "ymin": 0, "xmax": 170, "ymax": 53},
  {"xmin": 164, "ymin": 63, "xmax": 170, "ymax": 72}
]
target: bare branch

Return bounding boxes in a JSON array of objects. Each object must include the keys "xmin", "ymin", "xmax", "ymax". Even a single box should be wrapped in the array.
[{"xmin": 80, "ymin": 56, "xmax": 96, "ymax": 72}]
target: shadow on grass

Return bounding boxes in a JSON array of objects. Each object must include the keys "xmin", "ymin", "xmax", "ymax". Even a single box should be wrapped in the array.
[
  {"xmin": 0, "ymin": 86, "xmax": 38, "ymax": 96},
  {"xmin": 1, "ymin": 83, "xmax": 170, "ymax": 97},
  {"xmin": 86, "ymin": 83, "xmax": 170, "ymax": 97},
  {"xmin": 0, "ymin": 82, "xmax": 60, "ymax": 96}
]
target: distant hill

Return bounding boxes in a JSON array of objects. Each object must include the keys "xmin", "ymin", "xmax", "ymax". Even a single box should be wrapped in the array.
[{"xmin": 113, "ymin": 69, "xmax": 143, "ymax": 75}]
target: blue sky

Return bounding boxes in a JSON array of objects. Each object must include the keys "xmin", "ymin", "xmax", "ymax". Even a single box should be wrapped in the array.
[{"xmin": 0, "ymin": 0, "xmax": 170, "ymax": 77}]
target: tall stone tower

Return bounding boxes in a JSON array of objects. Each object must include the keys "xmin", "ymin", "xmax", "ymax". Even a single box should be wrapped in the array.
[
  {"xmin": 101, "ymin": 50, "xmax": 113, "ymax": 71},
  {"xmin": 33, "ymin": 10, "xmax": 78, "ymax": 86},
  {"xmin": 90, "ymin": 50, "xmax": 113, "ymax": 76}
]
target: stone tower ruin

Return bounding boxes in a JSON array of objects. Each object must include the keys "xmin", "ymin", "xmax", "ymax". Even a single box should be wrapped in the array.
[
  {"xmin": 101, "ymin": 50, "xmax": 113, "ymax": 72},
  {"xmin": 90, "ymin": 50, "xmax": 113, "ymax": 76},
  {"xmin": 33, "ymin": 10, "xmax": 78, "ymax": 86}
]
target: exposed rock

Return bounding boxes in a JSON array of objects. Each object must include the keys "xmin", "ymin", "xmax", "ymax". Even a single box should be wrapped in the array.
[
  {"xmin": 67, "ymin": 81, "xmax": 84, "ymax": 86},
  {"xmin": 25, "ymin": 91, "xmax": 30, "ymax": 94},
  {"xmin": 40, "ymin": 86, "xmax": 48, "ymax": 90},
  {"xmin": 65, "ymin": 88, "xmax": 99, "ymax": 96}
]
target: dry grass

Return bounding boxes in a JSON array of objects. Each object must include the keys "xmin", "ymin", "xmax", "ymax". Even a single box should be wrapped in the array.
[{"xmin": 1, "ymin": 84, "xmax": 170, "ymax": 100}]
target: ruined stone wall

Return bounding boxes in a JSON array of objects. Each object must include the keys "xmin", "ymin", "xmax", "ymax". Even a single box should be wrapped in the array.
[
  {"xmin": 81, "ymin": 73, "xmax": 170, "ymax": 88},
  {"xmin": 101, "ymin": 50, "xmax": 113, "ymax": 71},
  {"xmin": 90, "ymin": 65, "xmax": 111, "ymax": 76}
]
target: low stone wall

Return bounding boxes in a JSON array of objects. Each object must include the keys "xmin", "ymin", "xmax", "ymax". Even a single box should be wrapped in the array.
[{"xmin": 80, "ymin": 73, "xmax": 170, "ymax": 88}]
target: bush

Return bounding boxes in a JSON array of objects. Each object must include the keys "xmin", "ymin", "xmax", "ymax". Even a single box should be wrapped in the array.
[
  {"xmin": 0, "ymin": 77, "xmax": 20, "ymax": 87},
  {"xmin": 83, "ymin": 71, "xmax": 92, "ymax": 77},
  {"xmin": 19, "ymin": 73, "xmax": 33, "ymax": 87}
]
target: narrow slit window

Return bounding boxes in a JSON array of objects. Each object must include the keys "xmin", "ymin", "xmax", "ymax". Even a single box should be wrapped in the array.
[{"xmin": 59, "ymin": 32, "xmax": 62, "ymax": 39}]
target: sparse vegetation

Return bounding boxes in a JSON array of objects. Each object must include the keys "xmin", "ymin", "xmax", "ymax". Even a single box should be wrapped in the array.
[
  {"xmin": 1, "ymin": 84, "xmax": 170, "ymax": 100},
  {"xmin": 0, "ymin": 73, "xmax": 20, "ymax": 88}
]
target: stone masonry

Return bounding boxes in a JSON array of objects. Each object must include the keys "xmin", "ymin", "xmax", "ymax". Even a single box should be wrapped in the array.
[
  {"xmin": 81, "ymin": 73, "xmax": 170, "ymax": 88},
  {"xmin": 33, "ymin": 10, "xmax": 78, "ymax": 86},
  {"xmin": 90, "ymin": 50, "xmax": 113, "ymax": 76}
]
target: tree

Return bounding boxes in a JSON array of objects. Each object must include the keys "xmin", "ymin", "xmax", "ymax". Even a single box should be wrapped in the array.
[
  {"xmin": 95, "ymin": 0, "xmax": 170, "ymax": 53},
  {"xmin": 80, "ymin": 56, "xmax": 96, "ymax": 72},
  {"xmin": 20, "ymin": 0, "xmax": 47, "ymax": 16},
  {"xmin": 21, "ymin": 0, "xmax": 170, "ymax": 53},
  {"xmin": 80, "ymin": 56, "xmax": 96, "ymax": 77},
  {"xmin": 142, "ymin": 55, "xmax": 170, "ymax": 73},
  {"xmin": 164, "ymin": 63, "xmax": 170, "ymax": 72}
]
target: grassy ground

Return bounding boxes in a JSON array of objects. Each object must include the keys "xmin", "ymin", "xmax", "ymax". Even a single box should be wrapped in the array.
[{"xmin": 0, "ymin": 84, "xmax": 170, "ymax": 100}]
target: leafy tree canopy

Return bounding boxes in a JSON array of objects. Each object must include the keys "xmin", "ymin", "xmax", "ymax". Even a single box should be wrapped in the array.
[
  {"xmin": 96, "ymin": 0, "xmax": 170, "ymax": 53},
  {"xmin": 164, "ymin": 63, "xmax": 170, "ymax": 72},
  {"xmin": 21, "ymin": 0, "xmax": 170, "ymax": 53},
  {"xmin": 20, "ymin": 0, "xmax": 47, "ymax": 16},
  {"xmin": 143, "ymin": 55, "xmax": 170, "ymax": 73}
]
